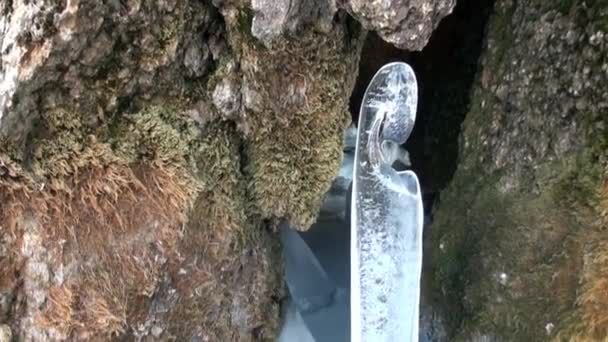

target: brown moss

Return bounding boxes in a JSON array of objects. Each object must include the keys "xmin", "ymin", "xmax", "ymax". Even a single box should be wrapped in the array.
[
  {"xmin": 18, "ymin": 160, "xmax": 197, "ymax": 339},
  {"xmin": 553, "ymin": 181, "xmax": 608, "ymax": 341},
  {"xmin": 0, "ymin": 104, "xmax": 205, "ymax": 339},
  {"xmin": 164, "ymin": 122, "xmax": 282, "ymax": 341},
  {"xmin": 38, "ymin": 285, "xmax": 76, "ymax": 337},
  {"xmin": 0, "ymin": 99, "xmax": 286, "ymax": 339}
]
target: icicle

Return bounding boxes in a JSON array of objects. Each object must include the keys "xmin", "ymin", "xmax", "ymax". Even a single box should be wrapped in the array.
[{"xmin": 351, "ymin": 62, "xmax": 423, "ymax": 342}]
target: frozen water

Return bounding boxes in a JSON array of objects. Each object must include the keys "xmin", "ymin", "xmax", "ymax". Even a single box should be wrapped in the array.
[
  {"xmin": 279, "ymin": 63, "xmax": 422, "ymax": 342},
  {"xmin": 363, "ymin": 63, "xmax": 418, "ymax": 145},
  {"xmin": 351, "ymin": 62, "xmax": 423, "ymax": 342}
]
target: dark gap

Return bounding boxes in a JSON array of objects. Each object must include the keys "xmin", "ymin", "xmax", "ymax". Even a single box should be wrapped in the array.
[{"xmin": 350, "ymin": 0, "xmax": 496, "ymax": 207}]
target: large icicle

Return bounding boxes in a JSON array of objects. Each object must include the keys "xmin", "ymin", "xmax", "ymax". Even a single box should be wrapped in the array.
[{"xmin": 351, "ymin": 62, "xmax": 423, "ymax": 342}]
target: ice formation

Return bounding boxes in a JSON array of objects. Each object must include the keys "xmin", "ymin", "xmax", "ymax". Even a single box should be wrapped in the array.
[{"xmin": 351, "ymin": 62, "xmax": 423, "ymax": 342}]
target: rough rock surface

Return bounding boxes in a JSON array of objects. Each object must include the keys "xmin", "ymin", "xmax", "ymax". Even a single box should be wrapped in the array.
[
  {"xmin": 251, "ymin": 0, "xmax": 337, "ymax": 46},
  {"xmin": 250, "ymin": 0, "xmax": 455, "ymax": 50},
  {"xmin": 0, "ymin": 0, "xmax": 366, "ymax": 340},
  {"xmin": 0, "ymin": 0, "xmax": 225, "ymax": 145},
  {"xmin": 344, "ymin": 0, "xmax": 456, "ymax": 50},
  {"xmin": 430, "ymin": 0, "xmax": 608, "ymax": 340}
]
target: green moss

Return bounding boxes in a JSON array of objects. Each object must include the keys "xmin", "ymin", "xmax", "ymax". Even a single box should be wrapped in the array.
[
  {"xmin": 431, "ymin": 94, "xmax": 607, "ymax": 339},
  {"xmin": 25, "ymin": 108, "xmax": 114, "ymax": 181},
  {"xmin": 431, "ymin": 70, "xmax": 606, "ymax": 337},
  {"xmin": 429, "ymin": 0, "xmax": 608, "ymax": 333},
  {"xmin": 203, "ymin": 5, "xmax": 366, "ymax": 230},
  {"xmin": 162, "ymin": 121, "xmax": 282, "ymax": 341},
  {"xmin": 233, "ymin": 22, "xmax": 363, "ymax": 229},
  {"xmin": 486, "ymin": 1, "xmax": 517, "ymax": 75},
  {"xmin": 431, "ymin": 155, "xmax": 593, "ymax": 340},
  {"xmin": 557, "ymin": 0, "xmax": 576, "ymax": 15},
  {"xmin": 112, "ymin": 104, "xmax": 203, "ymax": 169}
]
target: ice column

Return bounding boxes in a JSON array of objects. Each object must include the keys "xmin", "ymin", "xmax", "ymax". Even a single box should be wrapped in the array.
[{"xmin": 351, "ymin": 62, "xmax": 423, "ymax": 342}]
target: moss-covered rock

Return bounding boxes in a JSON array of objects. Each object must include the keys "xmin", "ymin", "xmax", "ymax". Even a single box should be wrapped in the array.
[
  {"xmin": 0, "ymin": 102, "xmax": 205, "ymax": 340},
  {"xmin": 0, "ymin": 101, "xmax": 286, "ymax": 340},
  {"xmin": 0, "ymin": 0, "xmax": 365, "ymax": 339},
  {"xmin": 430, "ymin": 0, "xmax": 608, "ymax": 340},
  {"xmin": 218, "ymin": 6, "xmax": 365, "ymax": 230}
]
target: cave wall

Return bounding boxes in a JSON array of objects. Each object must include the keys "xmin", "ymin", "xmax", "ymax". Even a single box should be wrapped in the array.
[{"xmin": 430, "ymin": 0, "xmax": 608, "ymax": 340}]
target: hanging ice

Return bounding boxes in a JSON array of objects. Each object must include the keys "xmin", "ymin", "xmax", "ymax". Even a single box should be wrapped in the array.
[{"xmin": 351, "ymin": 62, "xmax": 423, "ymax": 342}]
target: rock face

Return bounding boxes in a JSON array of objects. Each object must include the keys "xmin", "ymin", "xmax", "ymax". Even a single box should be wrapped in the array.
[
  {"xmin": 250, "ymin": 0, "xmax": 455, "ymax": 50},
  {"xmin": 429, "ymin": 0, "xmax": 608, "ymax": 340},
  {"xmin": 0, "ymin": 0, "xmax": 367, "ymax": 340},
  {"xmin": 344, "ymin": 0, "xmax": 456, "ymax": 50},
  {"xmin": 251, "ymin": 0, "xmax": 337, "ymax": 46},
  {"xmin": 0, "ymin": 1, "xmax": 224, "ymax": 145}
]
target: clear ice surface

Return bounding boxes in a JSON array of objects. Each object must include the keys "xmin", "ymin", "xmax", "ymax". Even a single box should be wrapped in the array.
[{"xmin": 351, "ymin": 62, "xmax": 423, "ymax": 342}]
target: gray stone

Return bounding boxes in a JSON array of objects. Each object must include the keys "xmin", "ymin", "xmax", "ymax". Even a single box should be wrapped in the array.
[
  {"xmin": 250, "ymin": 0, "xmax": 453, "ymax": 50},
  {"xmin": 184, "ymin": 40, "xmax": 211, "ymax": 78},
  {"xmin": 344, "ymin": 0, "xmax": 456, "ymax": 50},
  {"xmin": 0, "ymin": 325, "xmax": 12, "ymax": 342},
  {"xmin": 251, "ymin": 0, "xmax": 337, "ymax": 47},
  {"xmin": 212, "ymin": 76, "xmax": 241, "ymax": 119}
]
